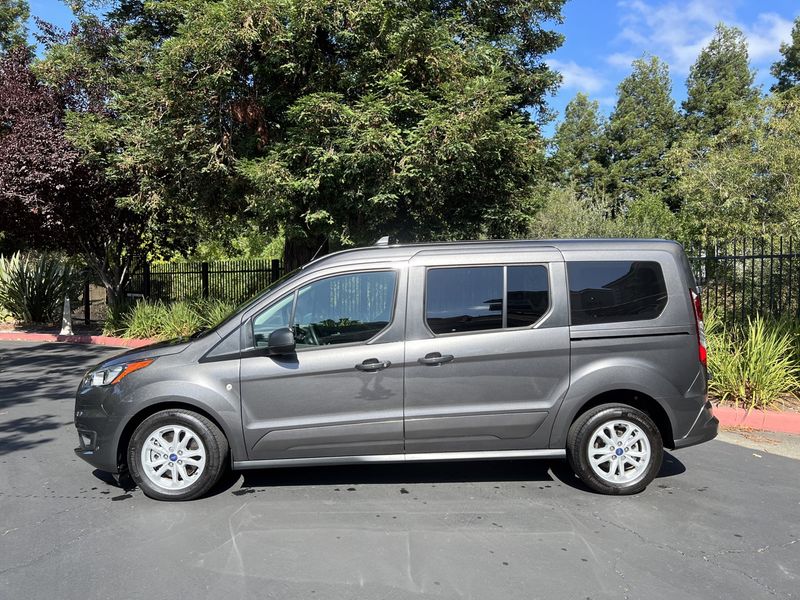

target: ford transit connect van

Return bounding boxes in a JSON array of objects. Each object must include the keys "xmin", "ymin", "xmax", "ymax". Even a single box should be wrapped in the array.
[{"xmin": 74, "ymin": 239, "xmax": 717, "ymax": 500}]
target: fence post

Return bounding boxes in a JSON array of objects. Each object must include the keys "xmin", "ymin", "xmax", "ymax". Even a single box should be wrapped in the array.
[
  {"xmin": 83, "ymin": 281, "xmax": 91, "ymax": 326},
  {"xmin": 270, "ymin": 259, "xmax": 281, "ymax": 283},
  {"xmin": 201, "ymin": 262, "xmax": 210, "ymax": 299},
  {"xmin": 143, "ymin": 261, "xmax": 151, "ymax": 298}
]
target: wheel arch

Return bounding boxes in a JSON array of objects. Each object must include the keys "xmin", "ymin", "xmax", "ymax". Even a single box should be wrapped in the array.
[
  {"xmin": 564, "ymin": 389, "xmax": 674, "ymax": 450},
  {"xmin": 115, "ymin": 399, "xmax": 237, "ymax": 473},
  {"xmin": 551, "ymin": 387, "xmax": 677, "ymax": 450}
]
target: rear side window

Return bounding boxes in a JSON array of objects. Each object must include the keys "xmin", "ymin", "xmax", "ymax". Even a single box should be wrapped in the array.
[
  {"xmin": 426, "ymin": 267, "xmax": 503, "ymax": 334},
  {"xmin": 426, "ymin": 265, "xmax": 549, "ymax": 334},
  {"xmin": 568, "ymin": 261, "xmax": 668, "ymax": 325},
  {"xmin": 507, "ymin": 266, "xmax": 549, "ymax": 327}
]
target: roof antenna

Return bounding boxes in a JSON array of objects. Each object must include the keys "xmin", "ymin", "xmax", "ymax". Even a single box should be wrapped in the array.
[
  {"xmin": 374, "ymin": 235, "xmax": 391, "ymax": 246},
  {"xmin": 309, "ymin": 237, "xmax": 328, "ymax": 262}
]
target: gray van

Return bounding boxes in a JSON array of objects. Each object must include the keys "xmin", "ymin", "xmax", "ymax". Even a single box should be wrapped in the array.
[{"xmin": 74, "ymin": 239, "xmax": 717, "ymax": 501}]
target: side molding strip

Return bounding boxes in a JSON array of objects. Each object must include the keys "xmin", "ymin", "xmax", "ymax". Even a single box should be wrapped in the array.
[{"xmin": 233, "ymin": 448, "xmax": 566, "ymax": 470}]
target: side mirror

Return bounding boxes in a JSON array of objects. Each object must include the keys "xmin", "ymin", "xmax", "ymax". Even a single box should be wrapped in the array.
[{"xmin": 267, "ymin": 327, "xmax": 296, "ymax": 356}]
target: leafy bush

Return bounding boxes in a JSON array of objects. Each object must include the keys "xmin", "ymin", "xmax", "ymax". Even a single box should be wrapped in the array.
[
  {"xmin": 113, "ymin": 298, "xmax": 235, "ymax": 340},
  {"xmin": 0, "ymin": 252, "xmax": 80, "ymax": 324},
  {"xmin": 193, "ymin": 298, "xmax": 236, "ymax": 329},
  {"xmin": 102, "ymin": 298, "xmax": 135, "ymax": 337},
  {"xmin": 707, "ymin": 312, "xmax": 800, "ymax": 410},
  {"xmin": 121, "ymin": 300, "xmax": 169, "ymax": 339},
  {"xmin": 159, "ymin": 301, "xmax": 203, "ymax": 339}
]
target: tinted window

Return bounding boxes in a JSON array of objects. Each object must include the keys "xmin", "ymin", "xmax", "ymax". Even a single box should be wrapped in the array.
[
  {"xmin": 507, "ymin": 266, "xmax": 549, "ymax": 328},
  {"xmin": 568, "ymin": 261, "xmax": 668, "ymax": 325},
  {"xmin": 293, "ymin": 271, "xmax": 396, "ymax": 346},
  {"xmin": 426, "ymin": 267, "xmax": 503, "ymax": 334}
]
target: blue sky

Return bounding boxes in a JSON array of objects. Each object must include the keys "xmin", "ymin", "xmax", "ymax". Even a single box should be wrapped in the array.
[
  {"xmin": 27, "ymin": 0, "xmax": 800, "ymax": 136},
  {"xmin": 545, "ymin": 0, "xmax": 799, "ymax": 133}
]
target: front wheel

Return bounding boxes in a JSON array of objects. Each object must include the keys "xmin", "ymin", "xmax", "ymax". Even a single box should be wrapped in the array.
[
  {"xmin": 128, "ymin": 409, "xmax": 228, "ymax": 501},
  {"xmin": 567, "ymin": 404, "xmax": 663, "ymax": 495}
]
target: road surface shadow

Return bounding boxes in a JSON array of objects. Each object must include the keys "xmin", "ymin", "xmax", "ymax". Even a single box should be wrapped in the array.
[{"xmin": 221, "ymin": 452, "xmax": 686, "ymax": 496}]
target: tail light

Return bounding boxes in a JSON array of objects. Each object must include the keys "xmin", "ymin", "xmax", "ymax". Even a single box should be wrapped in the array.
[{"xmin": 690, "ymin": 289, "xmax": 707, "ymax": 367}]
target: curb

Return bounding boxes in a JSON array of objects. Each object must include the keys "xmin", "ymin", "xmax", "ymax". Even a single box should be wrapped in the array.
[
  {"xmin": 0, "ymin": 332, "xmax": 158, "ymax": 349},
  {"xmin": 714, "ymin": 405, "xmax": 800, "ymax": 435}
]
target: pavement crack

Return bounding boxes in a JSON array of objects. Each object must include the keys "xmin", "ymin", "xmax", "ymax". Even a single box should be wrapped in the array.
[
  {"xmin": 702, "ymin": 556, "xmax": 784, "ymax": 598},
  {"xmin": 590, "ymin": 511, "xmax": 688, "ymax": 557}
]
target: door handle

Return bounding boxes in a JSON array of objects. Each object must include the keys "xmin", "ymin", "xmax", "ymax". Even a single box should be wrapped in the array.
[
  {"xmin": 418, "ymin": 352, "xmax": 455, "ymax": 366},
  {"xmin": 355, "ymin": 358, "xmax": 391, "ymax": 372}
]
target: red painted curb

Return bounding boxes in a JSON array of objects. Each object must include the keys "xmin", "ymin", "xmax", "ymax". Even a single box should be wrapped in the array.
[
  {"xmin": 714, "ymin": 404, "xmax": 800, "ymax": 434},
  {"xmin": 0, "ymin": 331, "xmax": 158, "ymax": 349}
]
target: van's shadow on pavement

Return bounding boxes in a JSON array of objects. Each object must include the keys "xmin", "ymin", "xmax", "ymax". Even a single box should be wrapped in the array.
[
  {"xmin": 207, "ymin": 451, "xmax": 687, "ymax": 497},
  {"xmin": 92, "ymin": 453, "xmax": 686, "ymax": 497}
]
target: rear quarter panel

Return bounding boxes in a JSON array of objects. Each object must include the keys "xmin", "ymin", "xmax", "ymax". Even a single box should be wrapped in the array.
[{"xmin": 549, "ymin": 245, "xmax": 706, "ymax": 448}]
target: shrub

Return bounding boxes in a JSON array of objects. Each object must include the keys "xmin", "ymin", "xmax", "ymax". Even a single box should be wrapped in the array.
[
  {"xmin": 0, "ymin": 252, "xmax": 80, "ymax": 324},
  {"xmin": 102, "ymin": 298, "xmax": 135, "ymax": 337},
  {"xmin": 160, "ymin": 301, "xmax": 203, "ymax": 339},
  {"xmin": 121, "ymin": 300, "xmax": 168, "ymax": 339},
  {"xmin": 115, "ymin": 298, "xmax": 234, "ymax": 340},
  {"xmin": 707, "ymin": 313, "xmax": 800, "ymax": 410},
  {"xmin": 193, "ymin": 298, "xmax": 236, "ymax": 329}
]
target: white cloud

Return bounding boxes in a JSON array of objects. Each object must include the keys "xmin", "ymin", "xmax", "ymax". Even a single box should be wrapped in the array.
[
  {"xmin": 744, "ymin": 13, "xmax": 794, "ymax": 61},
  {"xmin": 606, "ymin": 52, "xmax": 637, "ymax": 69},
  {"xmin": 547, "ymin": 59, "xmax": 606, "ymax": 93},
  {"xmin": 613, "ymin": 0, "xmax": 793, "ymax": 75},
  {"xmin": 615, "ymin": 0, "xmax": 726, "ymax": 73}
]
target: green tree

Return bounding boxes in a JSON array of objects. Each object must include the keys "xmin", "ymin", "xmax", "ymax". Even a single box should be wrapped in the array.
[
  {"xmin": 772, "ymin": 17, "xmax": 800, "ymax": 94},
  {"xmin": 0, "ymin": 0, "xmax": 28, "ymax": 53},
  {"xmin": 672, "ymin": 94, "xmax": 800, "ymax": 241},
  {"xmin": 42, "ymin": 0, "xmax": 566, "ymax": 270},
  {"xmin": 683, "ymin": 24, "xmax": 760, "ymax": 137},
  {"xmin": 550, "ymin": 92, "xmax": 606, "ymax": 199},
  {"xmin": 604, "ymin": 55, "xmax": 679, "ymax": 213}
]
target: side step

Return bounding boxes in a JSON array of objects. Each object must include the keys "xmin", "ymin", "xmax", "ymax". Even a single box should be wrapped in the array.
[{"xmin": 233, "ymin": 448, "xmax": 566, "ymax": 470}]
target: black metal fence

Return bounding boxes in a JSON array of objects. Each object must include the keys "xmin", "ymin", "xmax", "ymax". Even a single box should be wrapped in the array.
[
  {"xmin": 687, "ymin": 236, "xmax": 800, "ymax": 324},
  {"xmin": 126, "ymin": 258, "xmax": 284, "ymax": 304},
  {"xmin": 118, "ymin": 239, "xmax": 800, "ymax": 325}
]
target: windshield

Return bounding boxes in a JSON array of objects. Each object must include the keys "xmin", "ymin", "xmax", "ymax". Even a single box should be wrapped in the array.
[{"xmin": 191, "ymin": 267, "xmax": 303, "ymax": 338}]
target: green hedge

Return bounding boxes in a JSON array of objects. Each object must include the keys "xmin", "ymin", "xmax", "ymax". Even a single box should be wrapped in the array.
[
  {"xmin": 104, "ymin": 299, "xmax": 235, "ymax": 340},
  {"xmin": 706, "ymin": 311, "xmax": 800, "ymax": 410}
]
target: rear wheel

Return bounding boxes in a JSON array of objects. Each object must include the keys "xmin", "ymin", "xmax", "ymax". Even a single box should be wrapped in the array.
[
  {"xmin": 567, "ymin": 404, "xmax": 663, "ymax": 495},
  {"xmin": 128, "ymin": 409, "xmax": 228, "ymax": 501}
]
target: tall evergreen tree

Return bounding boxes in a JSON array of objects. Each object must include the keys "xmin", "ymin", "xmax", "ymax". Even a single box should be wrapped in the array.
[
  {"xmin": 604, "ymin": 55, "xmax": 679, "ymax": 212},
  {"xmin": 40, "ymin": 0, "xmax": 566, "ymax": 270},
  {"xmin": 772, "ymin": 17, "xmax": 800, "ymax": 94},
  {"xmin": 0, "ymin": 0, "xmax": 28, "ymax": 53},
  {"xmin": 551, "ymin": 92, "xmax": 605, "ymax": 198},
  {"xmin": 683, "ymin": 24, "xmax": 759, "ymax": 136}
]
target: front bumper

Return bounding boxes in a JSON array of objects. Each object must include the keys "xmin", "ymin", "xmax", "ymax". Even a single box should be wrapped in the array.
[
  {"xmin": 673, "ymin": 400, "xmax": 718, "ymax": 449},
  {"xmin": 74, "ymin": 386, "xmax": 124, "ymax": 473}
]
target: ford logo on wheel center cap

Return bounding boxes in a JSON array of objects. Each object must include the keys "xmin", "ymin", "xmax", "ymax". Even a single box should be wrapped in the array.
[
  {"xmin": 169, "ymin": 453, "xmax": 178, "ymax": 461},
  {"xmin": 615, "ymin": 448, "xmax": 624, "ymax": 456}
]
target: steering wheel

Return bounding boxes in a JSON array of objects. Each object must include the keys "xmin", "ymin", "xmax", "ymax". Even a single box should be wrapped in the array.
[
  {"xmin": 305, "ymin": 323, "xmax": 320, "ymax": 346},
  {"xmin": 294, "ymin": 323, "xmax": 320, "ymax": 346}
]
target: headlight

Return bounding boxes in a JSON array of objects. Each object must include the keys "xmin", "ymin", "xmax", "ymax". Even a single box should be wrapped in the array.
[{"xmin": 83, "ymin": 359, "xmax": 154, "ymax": 388}]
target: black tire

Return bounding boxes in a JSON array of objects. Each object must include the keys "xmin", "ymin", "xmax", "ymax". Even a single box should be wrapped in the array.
[
  {"xmin": 128, "ymin": 409, "xmax": 228, "ymax": 501},
  {"xmin": 566, "ymin": 404, "xmax": 663, "ymax": 495}
]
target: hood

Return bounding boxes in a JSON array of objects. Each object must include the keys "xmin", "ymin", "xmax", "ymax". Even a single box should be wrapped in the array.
[{"xmin": 96, "ymin": 335, "xmax": 199, "ymax": 368}]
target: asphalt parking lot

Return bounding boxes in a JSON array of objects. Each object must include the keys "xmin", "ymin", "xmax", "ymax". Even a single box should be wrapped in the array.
[{"xmin": 1, "ymin": 341, "xmax": 798, "ymax": 600}]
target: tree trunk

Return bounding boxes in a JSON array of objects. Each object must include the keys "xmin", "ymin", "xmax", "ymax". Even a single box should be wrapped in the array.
[{"xmin": 283, "ymin": 234, "xmax": 329, "ymax": 271}]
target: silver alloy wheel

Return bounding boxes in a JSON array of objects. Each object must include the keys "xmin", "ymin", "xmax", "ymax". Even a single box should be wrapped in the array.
[
  {"xmin": 140, "ymin": 424, "xmax": 207, "ymax": 491},
  {"xmin": 587, "ymin": 419, "xmax": 652, "ymax": 484}
]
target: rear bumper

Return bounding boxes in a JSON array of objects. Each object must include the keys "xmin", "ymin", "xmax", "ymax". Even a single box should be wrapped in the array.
[{"xmin": 673, "ymin": 400, "xmax": 718, "ymax": 449}]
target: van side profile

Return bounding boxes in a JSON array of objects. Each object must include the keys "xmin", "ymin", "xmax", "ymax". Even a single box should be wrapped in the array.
[{"xmin": 74, "ymin": 239, "xmax": 718, "ymax": 500}]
